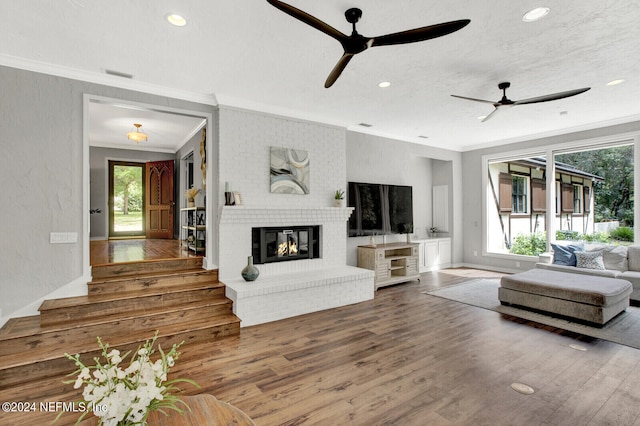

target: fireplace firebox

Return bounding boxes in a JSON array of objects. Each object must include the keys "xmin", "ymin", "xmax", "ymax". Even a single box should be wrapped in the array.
[{"xmin": 252, "ymin": 226, "xmax": 320, "ymax": 264}]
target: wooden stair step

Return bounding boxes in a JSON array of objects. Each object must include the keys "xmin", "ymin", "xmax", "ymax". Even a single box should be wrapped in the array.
[
  {"xmin": 0, "ymin": 315, "xmax": 40, "ymax": 339},
  {"xmin": 88, "ymin": 269, "xmax": 219, "ymax": 295},
  {"xmin": 0, "ymin": 313, "xmax": 240, "ymax": 389},
  {"xmin": 0, "ymin": 299, "xmax": 234, "ymax": 356},
  {"xmin": 91, "ymin": 257, "xmax": 204, "ymax": 279},
  {"xmin": 39, "ymin": 283, "xmax": 226, "ymax": 327}
]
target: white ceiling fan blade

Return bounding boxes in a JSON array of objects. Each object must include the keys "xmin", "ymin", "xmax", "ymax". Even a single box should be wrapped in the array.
[{"xmin": 481, "ymin": 107, "xmax": 500, "ymax": 123}]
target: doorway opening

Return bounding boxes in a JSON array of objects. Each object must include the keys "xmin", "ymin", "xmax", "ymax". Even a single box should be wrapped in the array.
[
  {"xmin": 85, "ymin": 94, "xmax": 215, "ymax": 272},
  {"xmin": 109, "ymin": 161, "xmax": 145, "ymax": 238}
]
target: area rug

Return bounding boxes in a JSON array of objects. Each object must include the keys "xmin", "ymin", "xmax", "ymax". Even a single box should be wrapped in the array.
[{"xmin": 425, "ymin": 279, "xmax": 640, "ymax": 349}]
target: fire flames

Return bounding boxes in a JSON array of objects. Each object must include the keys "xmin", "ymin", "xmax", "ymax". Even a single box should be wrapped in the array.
[{"xmin": 278, "ymin": 238, "xmax": 298, "ymax": 256}]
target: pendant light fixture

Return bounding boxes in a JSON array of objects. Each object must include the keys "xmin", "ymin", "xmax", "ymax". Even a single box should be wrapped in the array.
[{"xmin": 127, "ymin": 123, "xmax": 148, "ymax": 143}]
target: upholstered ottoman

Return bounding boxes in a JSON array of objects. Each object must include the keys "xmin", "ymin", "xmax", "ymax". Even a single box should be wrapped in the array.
[{"xmin": 499, "ymin": 269, "xmax": 632, "ymax": 325}]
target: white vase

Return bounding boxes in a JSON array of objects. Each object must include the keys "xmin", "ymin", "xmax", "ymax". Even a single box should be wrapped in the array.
[{"xmin": 334, "ymin": 199, "xmax": 344, "ymax": 207}]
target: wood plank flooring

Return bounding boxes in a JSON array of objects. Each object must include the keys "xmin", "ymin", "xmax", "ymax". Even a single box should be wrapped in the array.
[
  {"xmin": 90, "ymin": 239, "xmax": 198, "ymax": 265},
  {"xmin": 3, "ymin": 268, "xmax": 640, "ymax": 425}
]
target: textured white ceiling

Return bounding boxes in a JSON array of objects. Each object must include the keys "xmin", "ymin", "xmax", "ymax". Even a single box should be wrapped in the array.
[
  {"xmin": 0, "ymin": 0, "xmax": 638, "ymax": 151},
  {"xmin": 88, "ymin": 101, "xmax": 206, "ymax": 153}
]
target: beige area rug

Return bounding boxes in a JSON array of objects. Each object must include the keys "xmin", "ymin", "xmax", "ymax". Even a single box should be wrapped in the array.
[{"xmin": 425, "ymin": 279, "xmax": 640, "ymax": 350}]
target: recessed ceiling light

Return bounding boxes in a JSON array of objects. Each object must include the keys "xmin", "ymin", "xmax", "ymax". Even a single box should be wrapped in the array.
[
  {"xmin": 511, "ymin": 383, "xmax": 535, "ymax": 395},
  {"xmin": 522, "ymin": 7, "xmax": 550, "ymax": 22},
  {"xmin": 606, "ymin": 79, "xmax": 625, "ymax": 86},
  {"xmin": 166, "ymin": 13, "xmax": 187, "ymax": 27},
  {"xmin": 418, "ymin": 135, "xmax": 429, "ymax": 139},
  {"xmin": 569, "ymin": 343, "xmax": 588, "ymax": 351},
  {"xmin": 560, "ymin": 110, "xmax": 568, "ymax": 115},
  {"xmin": 378, "ymin": 81, "xmax": 391, "ymax": 88},
  {"xmin": 477, "ymin": 115, "xmax": 487, "ymax": 120}
]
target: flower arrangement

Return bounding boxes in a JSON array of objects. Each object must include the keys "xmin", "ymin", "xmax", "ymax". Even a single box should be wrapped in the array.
[
  {"xmin": 429, "ymin": 226, "xmax": 438, "ymax": 234},
  {"xmin": 184, "ymin": 186, "xmax": 200, "ymax": 201},
  {"xmin": 61, "ymin": 332, "xmax": 198, "ymax": 425}
]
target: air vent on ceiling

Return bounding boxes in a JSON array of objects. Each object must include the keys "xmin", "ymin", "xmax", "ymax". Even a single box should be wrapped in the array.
[
  {"xmin": 358, "ymin": 123, "xmax": 373, "ymax": 127},
  {"xmin": 104, "ymin": 69, "xmax": 134, "ymax": 79}
]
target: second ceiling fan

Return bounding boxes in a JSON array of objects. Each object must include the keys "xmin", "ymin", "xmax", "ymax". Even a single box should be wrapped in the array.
[
  {"xmin": 452, "ymin": 82, "xmax": 591, "ymax": 122},
  {"xmin": 266, "ymin": 0, "xmax": 470, "ymax": 88}
]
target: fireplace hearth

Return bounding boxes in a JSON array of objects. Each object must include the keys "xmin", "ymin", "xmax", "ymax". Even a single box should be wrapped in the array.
[{"xmin": 252, "ymin": 226, "xmax": 320, "ymax": 264}]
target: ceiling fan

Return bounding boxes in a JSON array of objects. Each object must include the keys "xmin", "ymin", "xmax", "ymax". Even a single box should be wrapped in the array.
[
  {"xmin": 451, "ymin": 82, "xmax": 591, "ymax": 122},
  {"xmin": 266, "ymin": 0, "xmax": 470, "ymax": 88}
]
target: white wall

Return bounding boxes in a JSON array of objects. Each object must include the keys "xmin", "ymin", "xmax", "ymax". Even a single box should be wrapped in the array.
[
  {"xmin": 216, "ymin": 106, "xmax": 348, "ymax": 279},
  {"xmin": 217, "ymin": 106, "xmax": 346, "ymax": 209}
]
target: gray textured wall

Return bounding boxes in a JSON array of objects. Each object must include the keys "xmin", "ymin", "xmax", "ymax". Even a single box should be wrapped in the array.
[{"xmin": 0, "ymin": 65, "xmax": 216, "ymax": 319}]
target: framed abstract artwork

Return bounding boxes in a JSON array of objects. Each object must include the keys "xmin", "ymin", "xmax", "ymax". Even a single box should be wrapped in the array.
[{"xmin": 270, "ymin": 147, "xmax": 310, "ymax": 194}]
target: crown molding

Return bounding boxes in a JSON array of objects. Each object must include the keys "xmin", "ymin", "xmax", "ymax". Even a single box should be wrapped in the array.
[{"xmin": 462, "ymin": 114, "xmax": 640, "ymax": 152}]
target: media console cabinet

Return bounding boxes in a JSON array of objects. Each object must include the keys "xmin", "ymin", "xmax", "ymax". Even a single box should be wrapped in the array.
[{"xmin": 357, "ymin": 242, "xmax": 420, "ymax": 289}]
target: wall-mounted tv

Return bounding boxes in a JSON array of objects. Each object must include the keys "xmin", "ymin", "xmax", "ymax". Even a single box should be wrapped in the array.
[{"xmin": 348, "ymin": 181, "xmax": 413, "ymax": 237}]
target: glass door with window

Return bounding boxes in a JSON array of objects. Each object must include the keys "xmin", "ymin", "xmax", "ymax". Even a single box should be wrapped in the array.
[{"xmin": 109, "ymin": 161, "xmax": 145, "ymax": 238}]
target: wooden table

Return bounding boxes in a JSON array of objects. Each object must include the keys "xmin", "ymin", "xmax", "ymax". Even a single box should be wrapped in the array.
[{"xmin": 79, "ymin": 394, "xmax": 255, "ymax": 426}]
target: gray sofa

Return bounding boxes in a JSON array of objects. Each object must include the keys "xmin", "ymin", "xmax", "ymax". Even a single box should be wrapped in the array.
[{"xmin": 536, "ymin": 243, "xmax": 640, "ymax": 302}]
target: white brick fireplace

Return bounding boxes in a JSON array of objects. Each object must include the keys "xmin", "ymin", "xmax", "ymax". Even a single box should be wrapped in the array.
[
  {"xmin": 219, "ymin": 206, "xmax": 355, "ymax": 279},
  {"xmin": 216, "ymin": 107, "xmax": 374, "ymax": 326},
  {"xmin": 219, "ymin": 206, "xmax": 374, "ymax": 326}
]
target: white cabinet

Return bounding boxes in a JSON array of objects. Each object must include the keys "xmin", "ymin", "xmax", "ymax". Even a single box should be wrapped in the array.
[
  {"xmin": 415, "ymin": 237, "xmax": 451, "ymax": 272},
  {"xmin": 357, "ymin": 242, "xmax": 420, "ymax": 290}
]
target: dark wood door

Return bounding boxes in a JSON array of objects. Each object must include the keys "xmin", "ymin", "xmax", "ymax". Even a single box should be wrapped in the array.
[{"xmin": 145, "ymin": 160, "xmax": 174, "ymax": 239}]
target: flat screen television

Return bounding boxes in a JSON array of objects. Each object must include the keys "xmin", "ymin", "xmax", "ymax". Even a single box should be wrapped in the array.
[{"xmin": 348, "ymin": 181, "xmax": 413, "ymax": 237}]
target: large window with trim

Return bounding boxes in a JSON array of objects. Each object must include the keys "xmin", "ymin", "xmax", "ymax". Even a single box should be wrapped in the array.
[{"xmin": 484, "ymin": 139, "xmax": 635, "ymax": 257}]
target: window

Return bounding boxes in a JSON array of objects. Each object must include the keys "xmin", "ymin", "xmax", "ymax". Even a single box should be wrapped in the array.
[
  {"xmin": 512, "ymin": 175, "xmax": 529, "ymax": 214},
  {"xmin": 487, "ymin": 157, "xmax": 544, "ymax": 255},
  {"xmin": 573, "ymin": 184, "xmax": 583, "ymax": 214},
  {"xmin": 484, "ymin": 140, "xmax": 635, "ymax": 257}
]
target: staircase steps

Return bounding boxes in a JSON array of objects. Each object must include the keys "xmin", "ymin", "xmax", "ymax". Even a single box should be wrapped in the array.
[
  {"xmin": 0, "ymin": 258, "xmax": 240, "ymax": 391},
  {"xmin": 87, "ymin": 268, "xmax": 219, "ymax": 295},
  {"xmin": 39, "ymin": 281, "xmax": 225, "ymax": 327},
  {"xmin": 90, "ymin": 257, "xmax": 205, "ymax": 279},
  {"xmin": 0, "ymin": 314, "xmax": 239, "ymax": 389}
]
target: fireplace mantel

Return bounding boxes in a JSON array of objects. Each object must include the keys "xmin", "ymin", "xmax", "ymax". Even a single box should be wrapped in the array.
[{"xmin": 219, "ymin": 206, "xmax": 354, "ymax": 225}]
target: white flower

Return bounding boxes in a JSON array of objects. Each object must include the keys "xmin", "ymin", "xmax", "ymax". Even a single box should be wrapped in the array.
[
  {"xmin": 107, "ymin": 349, "xmax": 121, "ymax": 364},
  {"xmin": 63, "ymin": 332, "xmax": 194, "ymax": 425},
  {"xmin": 125, "ymin": 360, "xmax": 140, "ymax": 375},
  {"xmin": 93, "ymin": 369, "xmax": 106, "ymax": 382},
  {"xmin": 79, "ymin": 367, "xmax": 91, "ymax": 379},
  {"xmin": 73, "ymin": 375, "xmax": 84, "ymax": 389}
]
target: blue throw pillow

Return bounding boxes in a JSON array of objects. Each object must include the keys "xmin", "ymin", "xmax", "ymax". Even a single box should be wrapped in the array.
[{"xmin": 551, "ymin": 242, "xmax": 584, "ymax": 266}]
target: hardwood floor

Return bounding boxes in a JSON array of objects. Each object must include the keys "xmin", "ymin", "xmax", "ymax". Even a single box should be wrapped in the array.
[
  {"xmin": 90, "ymin": 238, "xmax": 199, "ymax": 265},
  {"xmin": 3, "ymin": 268, "xmax": 640, "ymax": 425}
]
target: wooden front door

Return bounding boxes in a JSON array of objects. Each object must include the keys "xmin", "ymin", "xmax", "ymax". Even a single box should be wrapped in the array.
[{"xmin": 145, "ymin": 160, "xmax": 174, "ymax": 239}]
